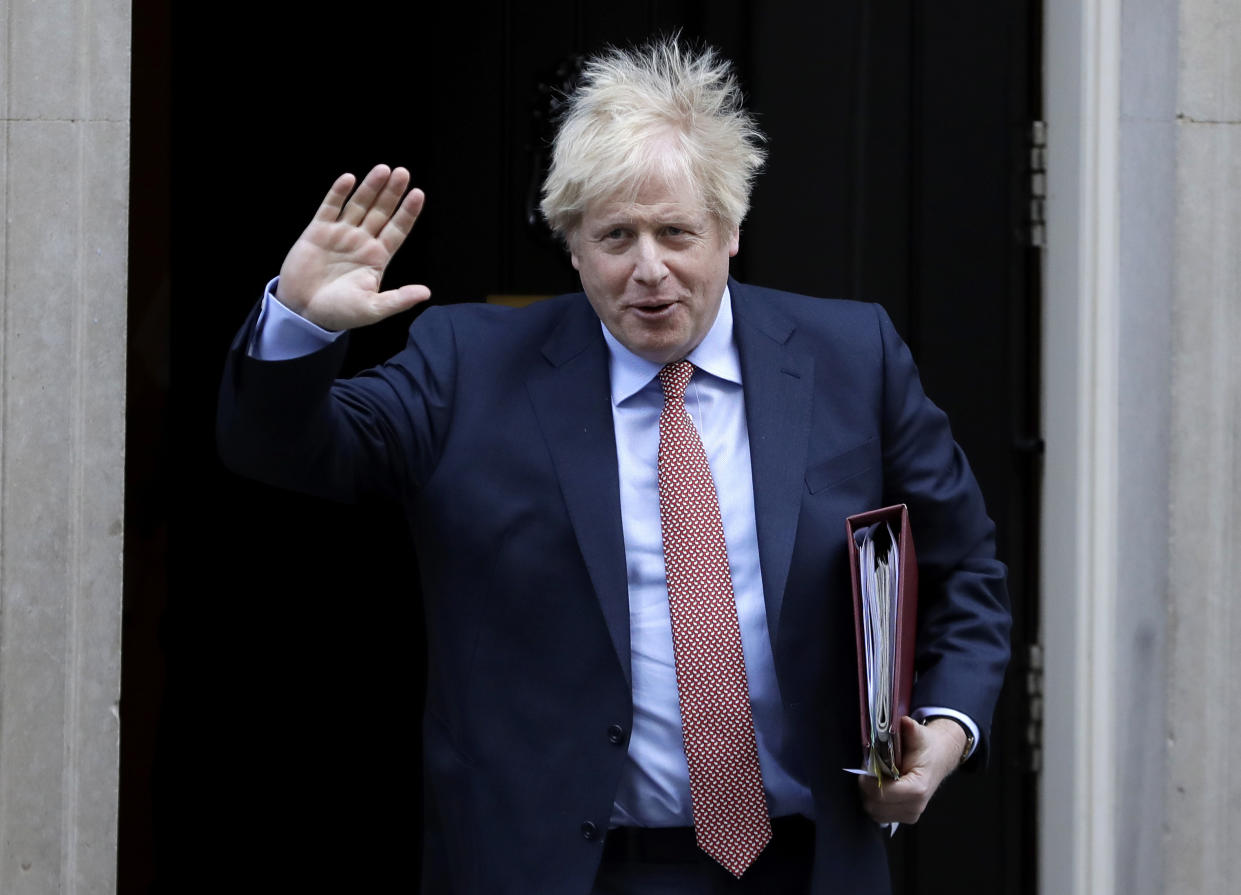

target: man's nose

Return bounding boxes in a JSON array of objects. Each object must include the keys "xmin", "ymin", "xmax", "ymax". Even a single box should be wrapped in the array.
[{"xmin": 631, "ymin": 235, "xmax": 668, "ymax": 285}]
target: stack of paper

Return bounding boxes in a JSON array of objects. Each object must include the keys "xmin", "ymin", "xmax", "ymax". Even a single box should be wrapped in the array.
[{"xmin": 856, "ymin": 521, "xmax": 901, "ymax": 779}]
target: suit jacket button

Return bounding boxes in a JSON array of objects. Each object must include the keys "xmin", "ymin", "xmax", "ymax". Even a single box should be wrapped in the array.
[
  {"xmin": 581, "ymin": 821, "xmax": 599, "ymax": 841},
  {"xmin": 606, "ymin": 723, "xmax": 625, "ymax": 744}
]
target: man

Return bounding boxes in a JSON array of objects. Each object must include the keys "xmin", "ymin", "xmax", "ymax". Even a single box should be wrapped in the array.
[{"xmin": 218, "ymin": 38, "xmax": 1010, "ymax": 895}]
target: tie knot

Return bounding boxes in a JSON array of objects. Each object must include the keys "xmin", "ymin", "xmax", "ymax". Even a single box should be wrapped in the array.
[{"xmin": 659, "ymin": 361, "xmax": 695, "ymax": 404}]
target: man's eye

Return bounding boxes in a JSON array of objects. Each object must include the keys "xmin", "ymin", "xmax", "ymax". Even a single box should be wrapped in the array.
[{"xmin": 605, "ymin": 228, "xmax": 627, "ymax": 240}]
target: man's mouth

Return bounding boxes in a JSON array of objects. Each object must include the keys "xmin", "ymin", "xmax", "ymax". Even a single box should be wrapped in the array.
[{"xmin": 631, "ymin": 301, "xmax": 675, "ymax": 317}]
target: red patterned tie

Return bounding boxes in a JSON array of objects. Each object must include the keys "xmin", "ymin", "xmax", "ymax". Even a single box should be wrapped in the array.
[{"xmin": 657, "ymin": 360, "xmax": 771, "ymax": 877}]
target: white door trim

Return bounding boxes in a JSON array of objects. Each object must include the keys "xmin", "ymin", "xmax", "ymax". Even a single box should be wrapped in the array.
[{"xmin": 1040, "ymin": 1, "xmax": 1121, "ymax": 894}]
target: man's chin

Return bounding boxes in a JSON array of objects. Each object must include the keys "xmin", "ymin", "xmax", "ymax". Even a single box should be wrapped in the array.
[
  {"xmin": 625, "ymin": 338, "xmax": 694, "ymax": 366},
  {"xmin": 613, "ymin": 317, "xmax": 692, "ymax": 362}
]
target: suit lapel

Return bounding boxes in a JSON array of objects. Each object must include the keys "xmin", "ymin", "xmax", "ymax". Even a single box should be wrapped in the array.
[
  {"xmin": 731, "ymin": 282, "xmax": 815, "ymax": 640},
  {"xmin": 522, "ymin": 286, "xmax": 813, "ymax": 679},
  {"xmin": 525, "ymin": 298, "xmax": 632, "ymax": 684}
]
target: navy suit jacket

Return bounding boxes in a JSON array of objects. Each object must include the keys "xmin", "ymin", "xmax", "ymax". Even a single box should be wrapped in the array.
[{"xmin": 217, "ymin": 279, "xmax": 1010, "ymax": 894}]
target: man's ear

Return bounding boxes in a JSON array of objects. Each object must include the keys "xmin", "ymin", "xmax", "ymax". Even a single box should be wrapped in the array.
[
  {"xmin": 568, "ymin": 232, "xmax": 581, "ymax": 270},
  {"xmin": 726, "ymin": 224, "xmax": 740, "ymax": 257}
]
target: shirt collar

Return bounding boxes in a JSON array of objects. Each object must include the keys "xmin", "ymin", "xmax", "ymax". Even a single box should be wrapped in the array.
[{"xmin": 601, "ymin": 286, "xmax": 743, "ymax": 405}]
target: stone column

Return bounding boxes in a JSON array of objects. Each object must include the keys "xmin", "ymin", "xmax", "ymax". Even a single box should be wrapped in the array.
[
  {"xmin": 1166, "ymin": 1, "xmax": 1241, "ymax": 891},
  {"xmin": 1114, "ymin": 1, "xmax": 1176, "ymax": 892},
  {"xmin": 0, "ymin": 1, "xmax": 129, "ymax": 892}
]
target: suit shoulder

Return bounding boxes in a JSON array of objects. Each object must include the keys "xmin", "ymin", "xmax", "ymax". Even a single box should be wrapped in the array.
[
  {"xmin": 731, "ymin": 281, "xmax": 892, "ymax": 354},
  {"xmin": 737, "ymin": 282, "xmax": 883, "ymax": 323}
]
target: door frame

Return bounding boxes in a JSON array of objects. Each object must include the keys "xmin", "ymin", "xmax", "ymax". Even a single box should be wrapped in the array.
[{"xmin": 1041, "ymin": 1, "xmax": 1121, "ymax": 893}]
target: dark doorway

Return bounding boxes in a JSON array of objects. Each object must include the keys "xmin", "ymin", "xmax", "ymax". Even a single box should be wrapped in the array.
[{"xmin": 122, "ymin": 2, "xmax": 1040, "ymax": 892}]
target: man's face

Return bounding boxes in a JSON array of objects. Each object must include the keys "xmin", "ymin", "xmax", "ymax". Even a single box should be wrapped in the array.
[{"xmin": 570, "ymin": 172, "xmax": 739, "ymax": 365}]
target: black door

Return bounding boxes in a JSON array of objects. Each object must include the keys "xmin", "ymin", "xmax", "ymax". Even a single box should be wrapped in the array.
[
  {"xmin": 739, "ymin": 5, "xmax": 1042, "ymax": 894},
  {"xmin": 123, "ymin": 2, "xmax": 1040, "ymax": 892}
]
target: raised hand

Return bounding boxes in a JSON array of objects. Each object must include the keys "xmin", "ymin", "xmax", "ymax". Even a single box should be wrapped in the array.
[{"xmin": 276, "ymin": 165, "xmax": 431, "ymax": 331}]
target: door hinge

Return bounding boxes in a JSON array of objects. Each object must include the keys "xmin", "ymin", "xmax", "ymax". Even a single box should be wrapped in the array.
[
  {"xmin": 1025, "ymin": 121, "xmax": 1047, "ymax": 247},
  {"xmin": 1025, "ymin": 641, "xmax": 1044, "ymax": 773}
]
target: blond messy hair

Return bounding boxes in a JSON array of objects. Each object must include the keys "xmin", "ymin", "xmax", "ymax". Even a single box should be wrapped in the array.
[{"xmin": 540, "ymin": 37, "xmax": 767, "ymax": 241}]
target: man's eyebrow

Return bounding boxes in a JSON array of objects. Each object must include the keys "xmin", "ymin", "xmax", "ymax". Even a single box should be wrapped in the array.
[
  {"xmin": 590, "ymin": 207, "xmax": 706, "ymax": 230},
  {"xmin": 591, "ymin": 210, "xmax": 635, "ymax": 227}
]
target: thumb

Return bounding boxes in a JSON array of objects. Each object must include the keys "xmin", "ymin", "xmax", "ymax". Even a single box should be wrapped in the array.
[
  {"xmin": 898, "ymin": 715, "xmax": 930, "ymax": 764},
  {"xmin": 899, "ymin": 715, "xmax": 967, "ymax": 781},
  {"xmin": 374, "ymin": 283, "xmax": 432, "ymax": 319}
]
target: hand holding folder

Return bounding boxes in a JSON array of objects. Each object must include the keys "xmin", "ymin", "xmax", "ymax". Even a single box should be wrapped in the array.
[{"xmin": 845, "ymin": 505, "xmax": 918, "ymax": 782}]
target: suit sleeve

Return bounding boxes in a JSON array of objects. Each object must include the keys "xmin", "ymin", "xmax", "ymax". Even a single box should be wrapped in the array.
[
  {"xmin": 216, "ymin": 302, "xmax": 459, "ymax": 503},
  {"xmin": 874, "ymin": 304, "xmax": 1012, "ymax": 763}
]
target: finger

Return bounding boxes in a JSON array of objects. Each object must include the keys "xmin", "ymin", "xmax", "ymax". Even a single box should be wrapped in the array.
[
  {"xmin": 373, "ymin": 283, "xmax": 432, "ymax": 319},
  {"xmin": 858, "ymin": 774, "xmax": 910, "ymax": 803},
  {"xmin": 359, "ymin": 166, "xmax": 412, "ymax": 236},
  {"xmin": 858, "ymin": 775, "xmax": 927, "ymax": 825},
  {"xmin": 858, "ymin": 775, "xmax": 879, "ymax": 802},
  {"xmin": 379, "ymin": 187, "xmax": 426, "ymax": 255},
  {"xmin": 312, "ymin": 172, "xmax": 358, "ymax": 223},
  {"xmin": 858, "ymin": 776, "xmax": 899, "ymax": 824},
  {"xmin": 339, "ymin": 164, "xmax": 393, "ymax": 226}
]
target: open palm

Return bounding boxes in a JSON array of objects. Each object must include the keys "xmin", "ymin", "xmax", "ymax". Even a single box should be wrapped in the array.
[{"xmin": 277, "ymin": 164, "xmax": 431, "ymax": 331}]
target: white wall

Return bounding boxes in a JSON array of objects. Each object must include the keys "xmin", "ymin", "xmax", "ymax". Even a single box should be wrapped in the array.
[
  {"xmin": 0, "ymin": 1, "xmax": 129, "ymax": 892},
  {"xmin": 1165, "ymin": 0, "xmax": 1241, "ymax": 889},
  {"xmin": 1042, "ymin": 0, "xmax": 1241, "ymax": 892}
]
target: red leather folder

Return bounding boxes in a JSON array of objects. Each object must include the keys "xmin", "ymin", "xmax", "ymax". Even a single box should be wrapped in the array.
[{"xmin": 846, "ymin": 504, "xmax": 918, "ymax": 779}]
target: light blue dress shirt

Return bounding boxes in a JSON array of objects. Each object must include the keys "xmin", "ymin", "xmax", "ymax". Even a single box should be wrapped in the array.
[
  {"xmin": 249, "ymin": 279, "xmax": 978, "ymax": 827},
  {"xmin": 600, "ymin": 288, "xmax": 814, "ymax": 826}
]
